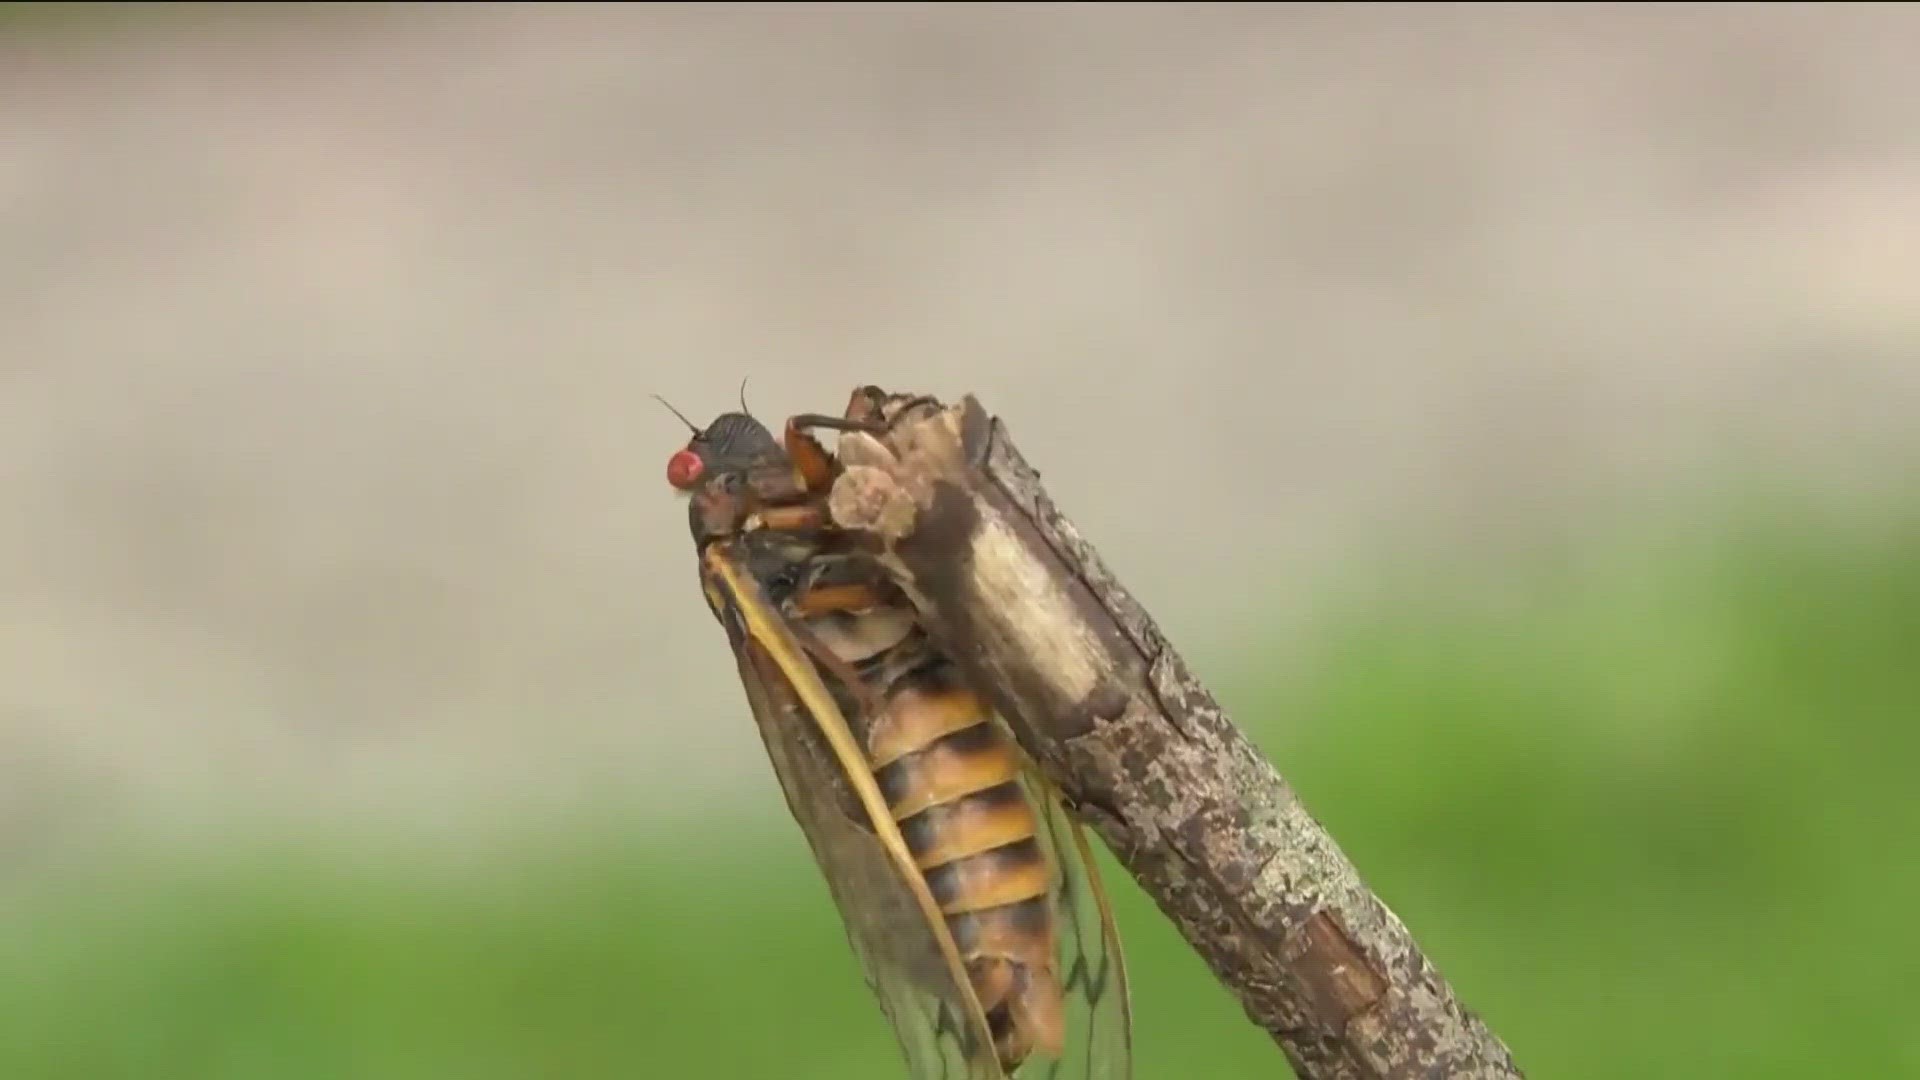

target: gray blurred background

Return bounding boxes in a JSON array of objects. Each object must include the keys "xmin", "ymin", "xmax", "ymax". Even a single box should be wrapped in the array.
[{"xmin": 4, "ymin": 2, "xmax": 1918, "ymax": 863}]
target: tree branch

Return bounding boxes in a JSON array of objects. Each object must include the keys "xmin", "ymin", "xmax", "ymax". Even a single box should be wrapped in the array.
[{"xmin": 827, "ymin": 390, "xmax": 1525, "ymax": 1080}]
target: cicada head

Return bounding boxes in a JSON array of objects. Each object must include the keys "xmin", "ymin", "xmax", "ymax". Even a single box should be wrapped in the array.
[
  {"xmin": 664, "ymin": 412, "xmax": 782, "ymax": 494},
  {"xmin": 657, "ymin": 399, "xmax": 789, "ymax": 546}
]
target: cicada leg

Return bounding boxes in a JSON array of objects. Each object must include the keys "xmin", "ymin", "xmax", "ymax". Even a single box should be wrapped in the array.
[
  {"xmin": 784, "ymin": 388, "xmax": 942, "ymax": 498},
  {"xmin": 779, "ymin": 577, "xmax": 896, "ymax": 738},
  {"xmin": 755, "ymin": 503, "xmax": 832, "ymax": 533},
  {"xmin": 782, "ymin": 420, "xmax": 841, "ymax": 495}
]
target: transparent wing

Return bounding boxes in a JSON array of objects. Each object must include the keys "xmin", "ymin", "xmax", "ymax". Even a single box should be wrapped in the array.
[
  {"xmin": 707, "ymin": 544, "xmax": 1004, "ymax": 1080},
  {"xmin": 1015, "ymin": 771, "xmax": 1135, "ymax": 1080}
]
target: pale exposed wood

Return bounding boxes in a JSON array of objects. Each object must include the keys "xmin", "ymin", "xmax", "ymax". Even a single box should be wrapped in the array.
[{"xmin": 828, "ymin": 392, "xmax": 1525, "ymax": 1080}]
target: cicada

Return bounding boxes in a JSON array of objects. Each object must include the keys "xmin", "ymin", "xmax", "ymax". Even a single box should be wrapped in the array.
[{"xmin": 662, "ymin": 386, "xmax": 1132, "ymax": 1079}]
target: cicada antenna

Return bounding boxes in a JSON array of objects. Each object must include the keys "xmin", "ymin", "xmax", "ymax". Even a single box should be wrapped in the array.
[{"xmin": 652, "ymin": 394, "xmax": 700, "ymax": 434}]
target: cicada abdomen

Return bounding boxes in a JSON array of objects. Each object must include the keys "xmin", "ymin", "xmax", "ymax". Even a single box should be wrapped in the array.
[{"xmin": 780, "ymin": 549, "xmax": 1067, "ymax": 1069}]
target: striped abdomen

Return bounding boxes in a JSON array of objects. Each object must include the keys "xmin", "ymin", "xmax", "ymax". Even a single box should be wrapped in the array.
[{"xmin": 807, "ymin": 601, "xmax": 1065, "ymax": 1070}]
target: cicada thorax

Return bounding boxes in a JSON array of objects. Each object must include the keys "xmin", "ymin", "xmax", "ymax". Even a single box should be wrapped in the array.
[{"xmin": 777, "ymin": 546, "xmax": 1068, "ymax": 1071}]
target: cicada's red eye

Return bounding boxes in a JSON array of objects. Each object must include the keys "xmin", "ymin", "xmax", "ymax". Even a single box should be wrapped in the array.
[{"xmin": 666, "ymin": 449, "xmax": 704, "ymax": 490}]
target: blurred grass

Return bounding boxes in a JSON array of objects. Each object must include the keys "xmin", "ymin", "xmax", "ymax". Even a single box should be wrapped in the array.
[{"xmin": 5, "ymin": 501, "xmax": 1919, "ymax": 1078}]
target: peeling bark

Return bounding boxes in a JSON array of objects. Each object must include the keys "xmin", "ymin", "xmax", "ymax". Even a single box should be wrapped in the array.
[{"xmin": 827, "ymin": 391, "xmax": 1524, "ymax": 1080}]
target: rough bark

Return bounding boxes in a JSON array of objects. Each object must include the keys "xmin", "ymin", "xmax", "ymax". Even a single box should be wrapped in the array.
[{"xmin": 827, "ymin": 391, "xmax": 1525, "ymax": 1080}]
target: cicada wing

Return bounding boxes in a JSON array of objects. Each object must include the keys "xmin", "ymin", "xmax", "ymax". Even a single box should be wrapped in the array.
[
  {"xmin": 707, "ymin": 544, "xmax": 1004, "ymax": 1080},
  {"xmin": 1014, "ymin": 770, "xmax": 1135, "ymax": 1080}
]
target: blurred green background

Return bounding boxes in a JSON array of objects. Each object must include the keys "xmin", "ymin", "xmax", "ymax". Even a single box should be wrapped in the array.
[
  {"xmin": 9, "ymin": 494, "xmax": 1918, "ymax": 1077},
  {"xmin": 7, "ymin": 4, "xmax": 1920, "ymax": 1079}
]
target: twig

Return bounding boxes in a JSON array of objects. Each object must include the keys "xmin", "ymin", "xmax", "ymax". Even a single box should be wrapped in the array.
[{"xmin": 828, "ymin": 391, "xmax": 1525, "ymax": 1080}]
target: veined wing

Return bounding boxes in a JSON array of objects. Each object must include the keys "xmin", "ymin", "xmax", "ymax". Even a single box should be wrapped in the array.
[
  {"xmin": 704, "ymin": 540, "xmax": 1004, "ymax": 1080},
  {"xmin": 1015, "ymin": 769, "xmax": 1135, "ymax": 1080}
]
